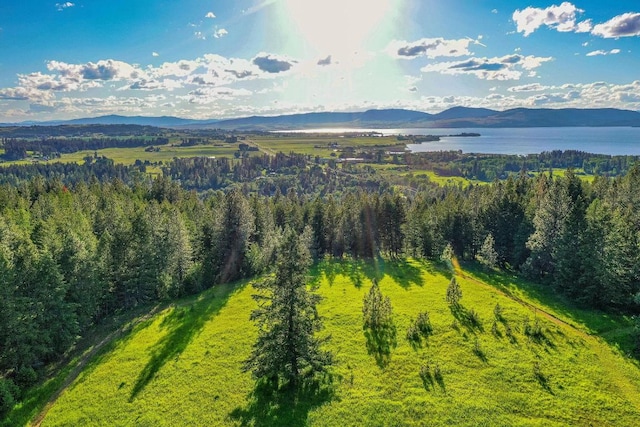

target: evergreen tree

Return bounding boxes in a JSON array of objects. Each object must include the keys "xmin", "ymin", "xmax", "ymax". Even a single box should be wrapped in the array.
[
  {"xmin": 446, "ymin": 277, "xmax": 462, "ymax": 306},
  {"xmin": 362, "ymin": 279, "xmax": 393, "ymax": 330},
  {"xmin": 243, "ymin": 227, "xmax": 332, "ymax": 388},
  {"xmin": 477, "ymin": 233, "xmax": 498, "ymax": 269}
]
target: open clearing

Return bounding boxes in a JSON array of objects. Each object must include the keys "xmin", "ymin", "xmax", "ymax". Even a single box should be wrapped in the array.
[{"xmin": 32, "ymin": 259, "xmax": 640, "ymax": 427}]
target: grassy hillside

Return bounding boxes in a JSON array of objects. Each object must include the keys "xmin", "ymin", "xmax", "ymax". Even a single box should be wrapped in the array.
[{"xmin": 31, "ymin": 259, "xmax": 640, "ymax": 426}]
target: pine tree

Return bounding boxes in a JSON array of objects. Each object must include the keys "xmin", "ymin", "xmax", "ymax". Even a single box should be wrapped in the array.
[
  {"xmin": 477, "ymin": 233, "xmax": 498, "ymax": 269},
  {"xmin": 243, "ymin": 227, "xmax": 332, "ymax": 389},
  {"xmin": 363, "ymin": 279, "xmax": 393, "ymax": 330},
  {"xmin": 446, "ymin": 277, "xmax": 462, "ymax": 306}
]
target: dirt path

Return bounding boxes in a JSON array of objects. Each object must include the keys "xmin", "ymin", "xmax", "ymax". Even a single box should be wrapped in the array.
[{"xmin": 30, "ymin": 309, "xmax": 160, "ymax": 427}]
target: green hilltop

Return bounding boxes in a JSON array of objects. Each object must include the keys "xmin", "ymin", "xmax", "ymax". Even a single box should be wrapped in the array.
[{"xmin": 28, "ymin": 258, "xmax": 640, "ymax": 427}]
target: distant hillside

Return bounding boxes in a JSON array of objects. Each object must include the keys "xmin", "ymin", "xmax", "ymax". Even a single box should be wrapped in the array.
[
  {"xmin": 5, "ymin": 107, "xmax": 640, "ymax": 130},
  {"xmin": 208, "ymin": 107, "xmax": 640, "ymax": 130},
  {"xmin": 431, "ymin": 106, "xmax": 497, "ymax": 120},
  {"xmin": 4, "ymin": 115, "xmax": 207, "ymax": 128},
  {"xmin": 453, "ymin": 108, "xmax": 640, "ymax": 128},
  {"xmin": 33, "ymin": 259, "xmax": 640, "ymax": 426},
  {"xmin": 201, "ymin": 109, "xmax": 433, "ymax": 130}
]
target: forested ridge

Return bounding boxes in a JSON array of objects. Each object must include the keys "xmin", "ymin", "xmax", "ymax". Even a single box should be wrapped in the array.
[{"xmin": 1, "ymin": 152, "xmax": 640, "ymax": 418}]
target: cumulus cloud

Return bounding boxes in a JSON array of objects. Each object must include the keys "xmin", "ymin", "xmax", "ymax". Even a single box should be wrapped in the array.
[
  {"xmin": 152, "ymin": 52, "xmax": 159, "ymax": 57},
  {"xmin": 205, "ymin": 12, "xmax": 216, "ymax": 19},
  {"xmin": 252, "ymin": 53, "xmax": 295, "ymax": 73},
  {"xmin": 421, "ymin": 54, "xmax": 553, "ymax": 80},
  {"xmin": 513, "ymin": 2, "xmax": 591, "ymax": 36},
  {"xmin": 317, "ymin": 55, "xmax": 332, "ymax": 66},
  {"xmin": 592, "ymin": 12, "xmax": 640, "ymax": 38},
  {"xmin": 586, "ymin": 49, "xmax": 621, "ymax": 56},
  {"xmin": 0, "ymin": 87, "xmax": 36, "ymax": 101},
  {"xmin": 125, "ymin": 79, "xmax": 182, "ymax": 91},
  {"xmin": 214, "ymin": 28, "xmax": 228, "ymax": 38},
  {"xmin": 48, "ymin": 59, "xmax": 143, "ymax": 81},
  {"xmin": 224, "ymin": 69, "xmax": 254, "ymax": 79},
  {"xmin": 508, "ymin": 83, "xmax": 550, "ymax": 92},
  {"xmin": 183, "ymin": 87, "xmax": 253, "ymax": 104},
  {"xmin": 55, "ymin": 2, "xmax": 75, "ymax": 11},
  {"xmin": 388, "ymin": 38, "xmax": 474, "ymax": 59},
  {"xmin": 150, "ymin": 59, "xmax": 203, "ymax": 78}
]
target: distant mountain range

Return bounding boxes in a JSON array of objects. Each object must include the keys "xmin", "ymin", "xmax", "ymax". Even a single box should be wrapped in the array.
[{"xmin": 4, "ymin": 107, "xmax": 640, "ymax": 130}]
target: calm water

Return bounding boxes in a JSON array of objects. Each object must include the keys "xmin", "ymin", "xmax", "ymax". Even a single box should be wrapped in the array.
[{"xmin": 278, "ymin": 127, "xmax": 640, "ymax": 156}]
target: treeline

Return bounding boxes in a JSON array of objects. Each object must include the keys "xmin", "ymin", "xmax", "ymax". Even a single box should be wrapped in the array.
[
  {"xmin": 2, "ymin": 164, "xmax": 640, "ymax": 414},
  {"xmin": 405, "ymin": 150, "xmax": 640, "ymax": 180},
  {"xmin": 1, "ymin": 136, "xmax": 169, "ymax": 160},
  {"xmin": 0, "ymin": 124, "xmax": 165, "ymax": 138},
  {"xmin": 0, "ymin": 157, "xmax": 145, "ymax": 187}
]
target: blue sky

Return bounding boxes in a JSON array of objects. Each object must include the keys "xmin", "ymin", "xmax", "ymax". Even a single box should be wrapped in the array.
[{"xmin": 1, "ymin": 1, "xmax": 639, "ymax": 121}]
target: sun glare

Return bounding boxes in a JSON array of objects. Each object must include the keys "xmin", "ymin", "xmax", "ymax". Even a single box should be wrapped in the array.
[{"xmin": 282, "ymin": 0, "xmax": 394, "ymax": 56}]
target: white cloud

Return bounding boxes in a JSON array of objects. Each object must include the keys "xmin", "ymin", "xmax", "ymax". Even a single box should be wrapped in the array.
[
  {"xmin": 252, "ymin": 53, "xmax": 296, "ymax": 73},
  {"xmin": 592, "ymin": 12, "xmax": 640, "ymax": 38},
  {"xmin": 492, "ymin": 9, "xmax": 498, "ymax": 14},
  {"xmin": 55, "ymin": 2, "xmax": 75, "ymax": 11},
  {"xmin": 512, "ymin": 2, "xmax": 591, "ymax": 36},
  {"xmin": 149, "ymin": 59, "xmax": 203, "ymax": 78},
  {"xmin": 152, "ymin": 52, "xmax": 160, "ymax": 57},
  {"xmin": 205, "ymin": 12, "xmax": 216, "ymax": 19},
  {"xmin": 47, "ymin": 59, "xmax": 145, "ymax": 81},
  {"xmin": 125, "ymin": 79, "xmax": 183, "ymax": 91},
  {"xmin": 0, "ymin": 86, "xmax": 53, "ymax": 102},
  {"xmin": 508, "ymin": 83, "xmax": 550, "ymax": 92},
  {"xmin": 421, "ymin": 54, "xmax": 553, "ymax": 80},
  {"xmin": 214, "ymin": 28, "xmax": 228, "ymax": 39},
  {"xmin": 586, "ymin": 48, "xmax": 621, "ymax": 56},
  {"xmin": 388, "ymin": 38, "xmax": 475, "ymax": 59},
  {"xmin": 575, "ymin": 19, "xmax": 593, "ymax": 33},
  {"xmin": 194, "ymin": 31, "xmax": 206, "ymax": 40},
  {"xmin": 181, "ymin": 87, "xmax": 253, "ymax": 104}
]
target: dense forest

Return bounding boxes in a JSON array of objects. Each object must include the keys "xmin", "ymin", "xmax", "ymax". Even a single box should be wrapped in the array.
[{"xmin": 2, "ymin": 154, "xmax": 640, "ymax": 414}]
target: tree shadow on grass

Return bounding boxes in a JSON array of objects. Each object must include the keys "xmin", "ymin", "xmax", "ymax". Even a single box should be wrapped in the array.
[
  {"xmin": 128, "ymin": 283, "xmax": 238, "ymax": 401},
  {"xmin": 229, "ymin": 375, "xmax": 335, "ymax": 427},
  {"xmin": 317, "ymin": 257, "xmax": 385, "ymax": 289},
  {"xmin": 464, "ymin": 261, "xmax": 637, "ymax": 357},
  {"xmin": 384, "ymin": 259, "xmax": 425, "ymax": 289},
  {"xmin": 364, "ymin": 324, "xmax": 397, "ymax": 368},
  {"xmin": 449, "ymin": 303, "xmax": 484, "ymax": 334}
]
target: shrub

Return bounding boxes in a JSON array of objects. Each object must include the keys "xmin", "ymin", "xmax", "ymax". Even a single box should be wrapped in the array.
[
  {"xmin": 416, "ymin": 311, "xmax": 433, "ymax": 335},
  {"xmin": 406, "ymin": 311, "xmax": 433, "ymax": 344},
  {"xmin": 524, "ymin": 316, "xmax": 544, "ymax": 340},
  {"xmin": 406, "ymin": 322, "xmax": 420, "ymax": 342},
  {"xmin": 0, "ymin": 378, "xmax": 17, "ymax": 418},
  {"xmin": 493, "ymin": 303, "xmax": 503, "ymax": 321},
  {"xmin": 15, "ymin": 365, "xmax": 38, "ymax": 389}
]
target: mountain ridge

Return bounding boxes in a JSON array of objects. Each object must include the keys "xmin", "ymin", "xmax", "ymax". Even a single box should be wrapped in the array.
[{"xmin": 3, "ymin": 107, "xmax": 640, "ymax": 130}]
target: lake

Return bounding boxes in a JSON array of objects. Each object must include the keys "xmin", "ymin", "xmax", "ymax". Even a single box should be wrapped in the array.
[{"xmin": 277, "ymin": 127, "xmax": 640, "ymax": 156}]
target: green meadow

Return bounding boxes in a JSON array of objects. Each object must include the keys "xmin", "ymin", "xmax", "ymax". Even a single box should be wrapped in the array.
[{"xmin": 30, "ymin": 259, "xmax": 640, "ymax": 426}]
